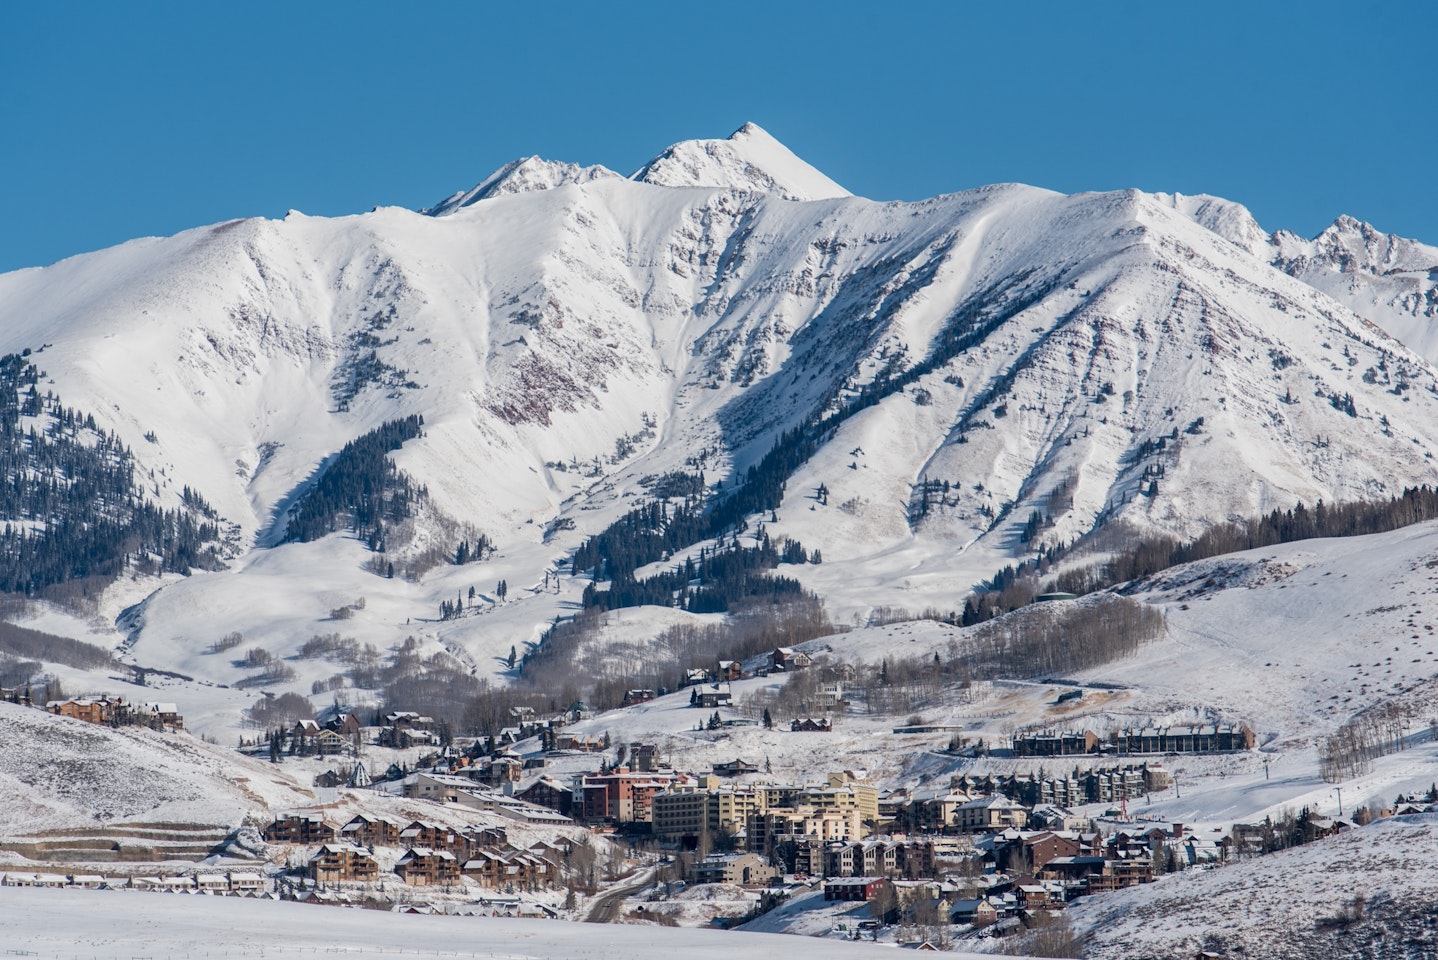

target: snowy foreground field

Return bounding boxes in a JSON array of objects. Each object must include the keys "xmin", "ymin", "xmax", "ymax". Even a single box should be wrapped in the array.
[{"xmin": 0, "ymin": 886, "xmax": 1003, "ymax": 960}]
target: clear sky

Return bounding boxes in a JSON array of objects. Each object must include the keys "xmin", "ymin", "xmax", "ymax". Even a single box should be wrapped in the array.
[{"xmin": 2, "ymin": 1, "xmax": 1434, "ymax": 273}]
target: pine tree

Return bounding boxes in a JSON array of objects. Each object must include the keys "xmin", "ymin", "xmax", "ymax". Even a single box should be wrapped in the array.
[{"xmin": 762, "ymin": 707, "xmax": 773, "ymax": 729}]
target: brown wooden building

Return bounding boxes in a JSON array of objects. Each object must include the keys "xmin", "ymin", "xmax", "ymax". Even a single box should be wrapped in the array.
[
  {"xmin": 264, "ymin": 812, "xmax": 337, "ymax": 845},
  {"xmin": 309, "ymin": 844, "xmax": 379, "ymax": 883},
  {"xmin": 339, "ymin": 814, "xmax": 402, "ymax": 847},
  {"xmin": 395, "ymin": 847, "xmax": 461, "ymax": 886}
]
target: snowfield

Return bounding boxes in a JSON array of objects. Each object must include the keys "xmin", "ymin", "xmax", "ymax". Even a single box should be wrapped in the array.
[{"xmin": 0, "ymin": 885, "xmax": 1004, "ymax": 960}]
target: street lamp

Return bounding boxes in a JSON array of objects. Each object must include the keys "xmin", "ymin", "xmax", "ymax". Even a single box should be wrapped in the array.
[
  {"xmin": 1262, "ymin": 757, "xmax": 1270, "ymax": 781},
  {"xmin": 1334, "ymin": 786, "xmax": 1343, "ymax": 816}
]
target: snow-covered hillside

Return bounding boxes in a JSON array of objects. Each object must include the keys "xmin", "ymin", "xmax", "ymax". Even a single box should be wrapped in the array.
[
  {"xmin": 0, "ymin": 700, "xmax": 311, "ymax": 837},
  {"xmin": 1071, "ymin": 813, "xmax": 1438, "ymax": 959},
  {"xmin": 3, "ymin": 123, "xmax": 1438, "ymax": 729},
  {"xmin": 1156, "ymin": 191, "xmax": 1438, "ymax": 362}
]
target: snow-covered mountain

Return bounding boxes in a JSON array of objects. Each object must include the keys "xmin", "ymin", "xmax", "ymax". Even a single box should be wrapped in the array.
[
  {"xmin": 1155, "ymin": 192, "xmax": 1438, "ymax": 362},
  {"xmin": 423, "ymin": 157, "xmax": 623, "ymax": 215},
  {"xmin": 631, "ymin": 122, "xmax": 851, "ymax": 200},
  {"xmin": 2, "ymin": 123, "xmax": 1438, "ymax": 705}
]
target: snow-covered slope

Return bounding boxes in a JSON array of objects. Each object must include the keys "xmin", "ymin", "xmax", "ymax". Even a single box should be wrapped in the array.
[
  {"xmin": 1274, "ymin": 215, "xmax": 1438, "ymax": 361},
  {"xmin": 423, "ymin": 156, "xmax": 623, "ymax": 214},
  {"xmin": 0, "ymin": 885, "xmax": 1000, "ymax": 960},
  {"xmin": 1156, "ymin": 192, "xmax": 1438, "ymax": 363},
  {"xmin": 2, "ymin": 125, "xmax": 1438, "ymax": 722},
  {"xmin": 1071, "ymin": 813, "xmax": 1438, "ymax": 959},
  {"xmin": 633, "ymin": 122, "xmax": 851, "ymax": 200},
  {"xmin": 0, "ymin": 701, "xmax": 311, "ymax": 836}
]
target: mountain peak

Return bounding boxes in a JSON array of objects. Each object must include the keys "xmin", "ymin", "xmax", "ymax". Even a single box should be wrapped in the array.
[
  {"xmin": 631, "ymin": 122, "xmax": 851, "ymax": 201},
  {"xmin": 423, "ymin": 156, "xmax": 621, "ymax": 216},
  {"xmin": 1148, "ymin": 191, "xmax": 1272, "ymax": 258}
]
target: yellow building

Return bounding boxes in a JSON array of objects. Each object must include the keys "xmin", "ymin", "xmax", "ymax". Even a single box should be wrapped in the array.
[
  {"xmin": 654, "ymin": 772, "xmax": 879, "ymax": 848},
  {"xmin": 651, "ymin": 779, "xmax": 770, "ymax": 845},
  {"xmin": 751, "ymin": 804, "xmax": 864, "ymax": 854}
]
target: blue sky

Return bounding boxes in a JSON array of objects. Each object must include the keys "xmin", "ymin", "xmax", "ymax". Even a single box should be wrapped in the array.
[{"xmin": 1, "ymin": 2, "xmax": 1434, "ymax": 273}]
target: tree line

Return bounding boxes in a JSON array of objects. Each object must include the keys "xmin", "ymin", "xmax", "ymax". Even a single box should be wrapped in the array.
[
  {"xmin": 581, "ymin": 529, "xmax": 818, "ymax": 615},
  {"xmin": 1319, "ymin": 700, "xmax": 1419, "ymax": 783},
  {"xmin": 282, "ymin": 415, "xmax": 425, "ymax": 550},
  {"xmin": 965, "ymin": 486, "xmax": 1438, "ymax": 625},
  {"xmin": 0, "ymin": 353, "xmax": 226, "ymax": 602}
]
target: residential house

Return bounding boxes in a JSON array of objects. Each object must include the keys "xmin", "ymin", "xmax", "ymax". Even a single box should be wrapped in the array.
[
  {"xmin": 950, "ymin": 897, "xmax": 1001, "ymax": 927},
  {"xmin": 293, "ymin": 719, "xmax": 322, "ymax": 741},
  {"xmin": 824, "ymin": 876, "xmax": 891, "ymax": 901},
  {"xmin": 627, "ymin": 742, "xmax": 659, "ymax": 772},
  {"xmin": 693, "ymin": 852, "xmax": 780, "ymax": 886},
  {"xmin": 226, "ymin": 872, "xmax": 265, "ymax": 893},
  {"xmin": 712, "ymin": 759, "xmax": 760, "ymax": 777},
  {"xmin": 404, "ymin": 772, "xmax": 477, "ymax": 803},
  {"xmin": 514, "ymin": 776, "xmax": 575, "ymax": 816},
  {"xmin": 324, "ymin": 713, "xmax": 361, "ymax": 736},
  {"xmin": 694, "ymin": 685, "xmax": 733, "ymax": 709},
  {"xmin": 817, "ymin": 682, "xmax": 846, "ymax": 708},
  {"xmin": 340, "ymin": 814, "xmax": 402, "ymax": 847},
  {"xmin": 141, "ymin": 701, "xmax": 184, "ymax": 731},
  {"xmin": 1112, "ymin": 723, "xmax": 1256, "ymax": 754},
  {"xmin": 313, "ymin": 729, "xmax": 349, "ymax": 756},
  {"xmin": 309, "ymin": 844, "xmax": 379, "ymax": 883},
  {"xmin": 263, "ymin": 812, "xmax": 336, "ymax": 845},
  {"xmin": 622, "ymin": 689, "xmax": 656, "ymax": 707},
  {"xmin": 791, "ymin": 717, "xmax": 832, "ymax": 732},
  {"xmin": 1011, "ymin": 730, "xmax": 1101, "ymax": 757},
  {"xmin": 772, "ymin": 647, "xmax": 813, "ymax": 671},
  {"xmin": 394, "ymin": 848, "xmax": 461, "ymax": 886},
  {"xmin": 955, "ymin": 796, "xmax": 1028, "ymax": 833},
  {"xmin": 553, "ymin": 732, "xmax": 605, "ymax": 752},
  {"xmin": 399, "ymin": 820, "xmax": 461, "ymax": 852},
  {"xmin": 48, "ymin": 696, "xmax": 121, "ymax": 725}
]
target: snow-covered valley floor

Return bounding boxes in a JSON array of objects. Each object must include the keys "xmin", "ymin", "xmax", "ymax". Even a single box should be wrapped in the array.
[{"xmin": 0, "ymin": 885, "xmax": 1001, "ymax": 960}]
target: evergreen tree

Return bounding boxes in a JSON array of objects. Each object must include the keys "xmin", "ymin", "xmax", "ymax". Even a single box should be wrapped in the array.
[{"xmin": 281, "ymin": 416, "xmax": 424, "ymax": 549}]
